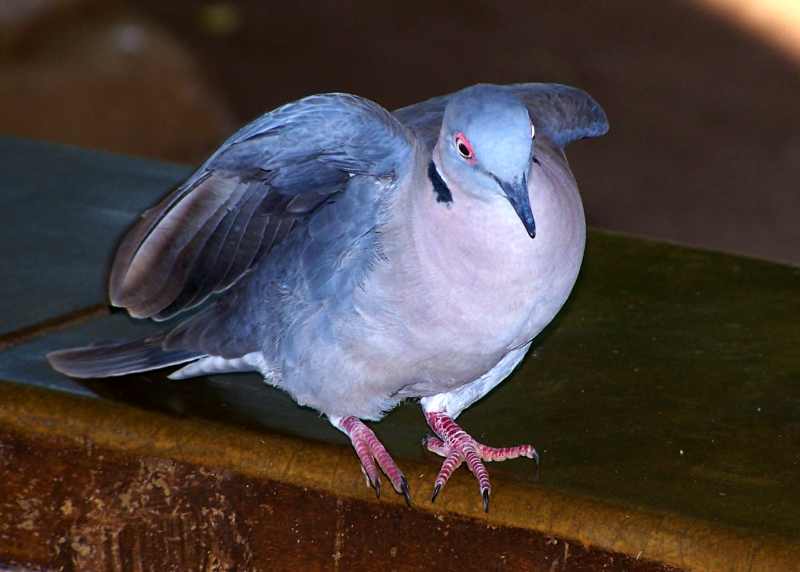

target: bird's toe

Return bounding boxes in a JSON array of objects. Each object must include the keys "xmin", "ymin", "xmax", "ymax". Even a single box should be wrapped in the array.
[
  {"xmin": 423, "ymin": 411, "xmax": 538, "ymax": 511},
  {"xmin": 338, "ymin": 416, "xmax": 410, "ymax": 503}
]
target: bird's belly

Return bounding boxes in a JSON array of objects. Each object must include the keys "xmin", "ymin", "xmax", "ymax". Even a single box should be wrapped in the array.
[
  {"xmin": 270, "ymin": 228, "xmax": 580, "ymax": 419},
  {"xmin": 377, "ymin": 169, "xmax": 585, "ymax": 394},
  {"xmin": 406, "ymin": 254, "xmax": 576, "ymax": 391},
  {"xmin": 362, "ymin": 215, "xmax": 584, "ymax": 396},
  {"xmin": 278, "ymin": 146, "xmax": 586, "ymax": 418}
]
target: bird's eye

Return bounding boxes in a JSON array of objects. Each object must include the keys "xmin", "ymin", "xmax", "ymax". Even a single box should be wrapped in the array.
[
  {"xmin": 455, "ymin": 133, "xmax": 474, "ymax": 160},
  {"xmin": 531, "ymin": 123, "xmax": 536, "ymax": 139}
]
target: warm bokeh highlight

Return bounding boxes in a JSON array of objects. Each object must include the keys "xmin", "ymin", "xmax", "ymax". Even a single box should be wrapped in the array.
[{"xmin": 696, "ymin": 0, "xmax": 800, "ymax": 61}]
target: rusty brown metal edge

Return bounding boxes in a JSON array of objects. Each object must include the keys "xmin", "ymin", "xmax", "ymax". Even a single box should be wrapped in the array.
[{"xmin": 0, "ymin": 381, "xmax": 797, "ymax": 571}]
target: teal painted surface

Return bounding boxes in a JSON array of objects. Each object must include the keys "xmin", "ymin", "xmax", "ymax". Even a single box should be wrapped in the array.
[
  {"xmin": 1, "ymin": 138, "xmax": 798, "ymax": 537},
  {"xmin": 0, "ymin": 137, "xmax": 191, "ymax": 336}
]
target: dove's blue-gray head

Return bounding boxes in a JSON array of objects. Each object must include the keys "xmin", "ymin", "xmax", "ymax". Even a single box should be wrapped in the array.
[{"xmin": 433, "ymin": 85, "xmax": 537, "ymax": 238}]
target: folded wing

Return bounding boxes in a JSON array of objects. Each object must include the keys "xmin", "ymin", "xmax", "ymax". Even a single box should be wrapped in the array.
[{"xmin": 109, "ymin": 93, "xmax": 413, "ymax": 321}]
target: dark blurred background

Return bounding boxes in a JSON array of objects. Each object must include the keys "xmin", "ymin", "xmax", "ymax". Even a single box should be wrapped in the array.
[{"xmin": 2, "ymin": 0, "xmax": 798, "ymax": 265}]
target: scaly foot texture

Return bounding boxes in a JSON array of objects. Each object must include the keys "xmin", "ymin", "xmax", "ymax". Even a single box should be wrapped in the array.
[
  {"xmin": 424, "ymin": 411, "xmax": 539, "ymax": 511},
  {"xmin": 338, "ymin": 416, "xmax": 411, "ymax": 505}
]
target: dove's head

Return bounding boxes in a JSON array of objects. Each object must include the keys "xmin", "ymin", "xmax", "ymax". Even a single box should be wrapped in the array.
[{"xmin": 433, "ymin": 85, "xmax": 537, "ymax": 238}]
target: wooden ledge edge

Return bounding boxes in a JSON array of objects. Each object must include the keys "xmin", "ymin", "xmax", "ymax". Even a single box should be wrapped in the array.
[{"xmin": 0, "ymin": 381, "xmax": 796, "ymax": 571}]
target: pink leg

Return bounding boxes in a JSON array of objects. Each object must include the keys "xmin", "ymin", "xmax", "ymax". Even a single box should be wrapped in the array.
[
  {"xmin": 338, "ymin": 416, "xmax": 410, "ymax": 505},
  {"xmin": 424, "ymin": 412, "xmax": 539, "ymax": 512}
]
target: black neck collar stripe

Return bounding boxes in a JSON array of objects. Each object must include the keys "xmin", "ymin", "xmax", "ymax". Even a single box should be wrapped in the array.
[{"xmin": 427, "ymin": 161, "xmax": 453, "ymax": 204}]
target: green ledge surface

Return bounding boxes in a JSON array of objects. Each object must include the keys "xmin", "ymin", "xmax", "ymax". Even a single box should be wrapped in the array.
[{"xmin": 1, "ymin": 137, "xmax": 799, "ymax": 543}]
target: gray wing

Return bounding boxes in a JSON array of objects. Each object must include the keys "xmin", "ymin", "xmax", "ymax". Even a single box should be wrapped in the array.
[
  {"xmin": 109, "ymin": 93, "xmax": 414, "ymax": 321},
  {"xmin": 393, "ymin": 82, "xmax": 608, "ymax": 149}
]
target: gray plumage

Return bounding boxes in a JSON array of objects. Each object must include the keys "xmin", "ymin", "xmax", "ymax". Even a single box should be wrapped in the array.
[{"xmin": 48, "ymin": 82, "xmax": 608, "ymax": 506}]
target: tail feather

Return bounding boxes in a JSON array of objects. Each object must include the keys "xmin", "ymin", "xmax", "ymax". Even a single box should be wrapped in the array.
[{"xmin": 46, "ymin": 335, "xmax": 204, "ymax": 379}]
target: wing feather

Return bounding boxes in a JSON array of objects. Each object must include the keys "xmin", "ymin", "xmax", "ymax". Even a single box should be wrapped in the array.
[
  {"xmin": 159, "ymin": 184, "xmax": 258, "ymax": 315},
  {"xmin": 110, "ymin": 93, "xmax": 413, "ymax": 319},
  {"xmin": 114, "ymin": 174, "xmax": 237, "ymax": 313}
]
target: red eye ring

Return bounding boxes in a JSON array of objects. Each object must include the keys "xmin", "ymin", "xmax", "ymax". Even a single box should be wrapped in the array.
[{"xmin": 454, "ymin": 132, "xmax": 475, "ymax": 161}]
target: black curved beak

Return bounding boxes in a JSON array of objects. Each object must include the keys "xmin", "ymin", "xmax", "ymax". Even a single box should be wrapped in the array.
[{"xmin": 499, "ymin": 175, "xmax": 536, "ymax": 238}]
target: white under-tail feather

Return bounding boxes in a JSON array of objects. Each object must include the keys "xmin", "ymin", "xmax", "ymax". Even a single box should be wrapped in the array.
[{"xmin": 168, "ymin": 351, "xmax": 268, "ymax": 380}]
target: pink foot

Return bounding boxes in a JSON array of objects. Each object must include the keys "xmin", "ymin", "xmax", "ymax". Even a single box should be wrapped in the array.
[
  {"xmin": 338, "ymin": 416, "xmax": 410, "ymax": 505},
  {"xmin": 423, "ymin": 411, "xmax": 539, "ymax": 512}
]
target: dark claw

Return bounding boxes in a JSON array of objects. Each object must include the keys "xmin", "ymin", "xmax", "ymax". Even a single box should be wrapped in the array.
[
  {"xmin": 482, "ymin": 489, "xmax": 490, "ymax": 513},
  {"xmin": 532, "ymin": 450, "xmax": 541, "ymax": 482},
  {"xmin": 431, "ymin": 483, "xmax": 441, "ymax": 503},
  {"xmin": 374, "ymin": 478, "xmax": 381, "ymax": 498},
  {"xmin": 400, "ymin": 476, "xmax": 411, "ymax": 507}
]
